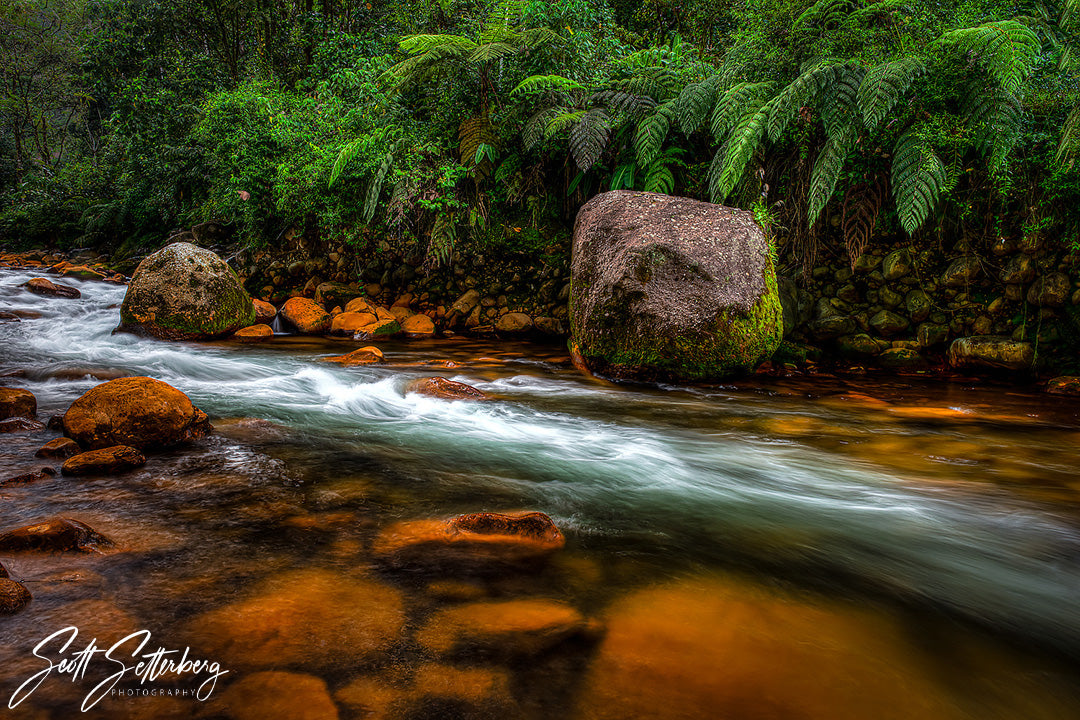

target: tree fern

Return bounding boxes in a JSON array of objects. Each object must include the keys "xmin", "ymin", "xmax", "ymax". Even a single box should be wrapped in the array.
[
  {"xmin": 468, "ymin": 41, "xmax": 520, "ymax": 63},
  {"xmin": 964, "ymin": 86, "xmax": 1022, "ymax": 173},
  {"xmin": 858, "ymin": 56, "xmax": 924, "ymax": 130},
  {"xmin": 1057, "ymin": 104, "xmax": 1080, "ymax": 163},
  {"xmin": 712, "ymin": 82, "xmax": 774, "ymax": 141},
  {"xmin": 329, "ymin": 138, "xmax": 364, "ymax": 187},
  {"xmin": 891, "ymin": 128, "xmax": 947, "ymax": 235},
  {"xmin": 613, "ymin": 68, "xmax": 680, "ymax": 102},
  {"xmin": 767, "ymin": 61, "xmax": 844, "ymax": 141},
  {"xmin": 795, "ymin": 0, "xmax": 855, "ymax": 32},
  {"xmin": 820, "ymin": 63, "xmax": 865, "ymax": 138},
  {"xmin": 569, "ymin": 109, "xmax": 612, "ymax": 171},
  {"xmin": 362, "ymin": 150, "xmax": 394, "ymax": 224},
  {"xmin": 591, "ymin": 90, "xmax": 657, "ymax": 120},
  {"xmin": 545, "ymin": 109, "xmax": 586, "ymax": 138},
  {"xmin": 523, "ymin": 106, "xmax": 564, "ymax": 149},
  {"xmin": 643, "ymin": 148, "xmax": 684, "ymax": 194},
  {"xmin": 635, "ymin": 100, "xmax": 676, "ymax": 167},
  {"xmin": 807, "ymin": 125, "xmax": 855, "ymax": 226},
  {"xmin": 511, "ymin": 74, "xmax": 584, "ymax": 96},
  {"xmin": 940, "ymin": 21, "xmax": 1041, "ymax": 94},
  {"xmin": 676, "ymin": 74, "xmax": 722, "ymax": 135},
  {"xmin": 427, "ymin": 213, "xmax": 457, "ymax": 266},
  {"xmin": 458, "ymin": 114, "xmax": 498, "ymax": 171},
  {"xmin": 710, "ymin": 96, "xmax": 776, "ymax": 202}
]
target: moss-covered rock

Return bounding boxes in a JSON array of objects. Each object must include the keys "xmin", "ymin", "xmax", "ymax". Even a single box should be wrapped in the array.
[
  {"xmin": 117, "ymin": 242, "xmax": 255, "ymax": 340},
  {"xmin": 570, "ymin": 191, "xmax": 783, "ymax": 382}
]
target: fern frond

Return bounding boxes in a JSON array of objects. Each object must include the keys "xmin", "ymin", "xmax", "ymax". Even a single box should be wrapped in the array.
[
  {"xmin": 468, "ymin": 41, "xmax": 519, "ymax": 64},
  {"xmin": 569, "ymin": 109, "xmax": 612, "ymax": 171},
  {"xmin": 841, "ymin": 180, "xmax": 886, "ymax": 266},
  {"xmin": 427, "ymin": 213, "xmax": 457, "ymax": 267},
  {"xmin": 511, "ymin": 74, "xmax": 584, "ymax": 96},
  {"xmin": 545, "ymin": 110, "xmax": 587, "ymax": 138},
  {"xmin": 710, "ymin": 96, "xmax": 775, "ymax": 202},
  {"xmin": 523, "ymin": 106, "xmax": 564, "ymax": 149},
  {"xmin": 676, "ymin": 74, "xmax": 722, "ymax": 135},
  {"xmin": 614, "ymin": 68, "xmax": 680, "ymax": 102},
  {"xmin": 635, "ymin": 100, "xmax": 676, "ymax": 167},
  {"xmin": 858, "ymin": 56, "xmax": 924, "ymax": 130},
  {"xmin": 519, "ymin": 27, "xmax": 560, "ymax": 48},
  {"xmin": 484, "ymin": 0, "xmax": 526, "ymax": 32},
  {"xmin": 807, "ymin": 124, "xmax": 855, "ymax": 226},
  {"xmin": 398, "ymin": 34, "xmax": 477, "ymax": 56},
  {"xmin": 329, "ymin": 138, "xmax": 363, "ymax": 187},
  {"xmin": 891, "ymin": 128, "xmax": 947, "ymax": 235},
  {"xmin": 821, "ymin": 64, "xmax": 865, "ymax": 138},
  {"xmin": 712, "ymin": 81, "xmax": 774, "ymax": 141},
  {"xmin": 1057, "ymin": 104, "xmax": 1080, "ymax": 163},
  {"xmin": 767, "ymin": 61, "xmax": 844, "ymax": 141},
  {"xmin": 610, "ymin": 162, "xmax": 636, "ymax": 190},
  {"xmin": 964, "ymin": 86, "xmax": 1022, "ymax": 173},
  {"xmin": 591, "ymin": 90, "xmax": 657, "ymax": 120},
  {"xmin": 643, "ymin": 164, "xmax": 675, "ymax": 194},
  {"xmin": 458, "ymin": 114, "xmax": 498, "ymax": 171},
  {"xmin": 362, "ymin": 150, "xmax": 394, "ymax": 224},
  {"xmin": 795, "ymin": 0, "xmax": 855, "ymax": 31},
  {"xmin": 940, "ymin": 20, "xmax": 1041, "ymax": 94},
  {"xmin": 845, "ymin": 0, "xmax": 911, "ymax": 26}
]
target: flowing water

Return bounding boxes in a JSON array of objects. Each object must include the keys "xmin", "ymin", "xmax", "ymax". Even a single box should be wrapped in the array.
[{"xmin": 1, "ymin": 266, "xmax": 1080, "ymax": 719}]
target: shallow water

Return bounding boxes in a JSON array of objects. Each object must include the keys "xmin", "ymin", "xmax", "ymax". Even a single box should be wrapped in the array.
[{"xmin": 1, "ymin": 267, "xmax": 1079, "ymax": 719}]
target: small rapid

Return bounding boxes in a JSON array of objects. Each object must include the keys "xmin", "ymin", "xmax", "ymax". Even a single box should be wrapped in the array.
[{"xmin": 2, "ymin": 267, "xmax": 1080, "ymax": 661}]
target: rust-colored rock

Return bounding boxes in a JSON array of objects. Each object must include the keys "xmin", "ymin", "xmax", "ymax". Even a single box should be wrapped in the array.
[
  {"xmin": 280, "ymin": 296, "xmax": 331, "ymax": 334},
  {"xmin": 416, "ymin": 599, "xmax": 590, "ymax": 657},
  {"xmin": 22, "ymin": 277, "xmax": 81, "ymax": 299},
  {"xmin": 234, "ymin": 324, "xmax": 274, "ymax": 342},
  {"xmin": 0, "ymin": 417, "xmax": 45, "ymax": 433},
  {"xmin": 0, "ymin": 518, "xmax": 113, "ymax": 552},
  {"xmin": 407, "ymin": 377, "xmax": 487, "ymax": 401},
  {"xmin": 314, "ymin": 281, "xmax": 364, "ymax": 312},
  {"xmin": 389, "ymin": 305, "xmax": 412, "ymax": 322},
  {"xmin": 405, "ymin": 664, "xmax": 516, "ymax": 717},
  {"xmin": 1046, "ymin": 376, "xmax": 1080, "ymax": 396},
  {"xmin": 372, "ymin": 511, "xmax": 565, "ymax": 571},
  {"xmin": 0, "ymin": 578, "xmax": 32, "ymax": 615},
  {"xmin": 252, "ymin": 298, "xmax": 277, "ymax": 324},
  {"xmin": 63, "ymin": 376, "xmax": 212, "ymax": 450},
  {"xmin": 0, "ymin": 561, "xmax": 7, "ymax": 578},
  {"xmin": 330, "ymin": 311, "xmax": 377, "ymax": 335},
  {"xmin": 0, "ymin": 387, "xmax": 36, "ymax": 419},
  {"xmin": 402, "ymin": 314, "xmax": 435, "ymax": 338},
  {"xmin": 60, "ymin": 265, "xmax": 105, "ymax": 281},
  {"xmin": 495, "ymin": 312, "xmax": 534, "ymax": 333},
  {"xmin": 322, "ymin": 346, "xmax": 384, "ymax": 366},
  {"xmin": 62, "ymin": 445, "xmax": 146, "ymax": 476},
  {"xmin": 0, "ymin": 466, "xmax": 57, "ymax": 487},
  {"xmin": 188, "ymin": 568, "xmax": 405, "ymax": 670},
  {"xmin": 353, "ymin": 317, "xmax": 401, "ymax": 339},
  {"xmin": 345, "ymin": 297, "xmax": 377, "ymax": 315},
  {"xmin": 210, "ymin": 671, "xmax": 339, "ymax": 720}
]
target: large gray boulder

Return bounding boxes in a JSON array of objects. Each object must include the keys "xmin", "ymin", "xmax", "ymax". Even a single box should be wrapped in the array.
[
  {"xmin": 570, "ymin": 191, "xmax": 783, "ymax": 381},
  {"xmin": 117, "ymin": 242, "xmax": 255, "ymax": 339}
]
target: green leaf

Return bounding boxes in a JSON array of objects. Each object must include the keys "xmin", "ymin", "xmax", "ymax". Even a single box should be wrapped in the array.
[
  {"xmin": 940, "ymin": 20, "xmax": 1041, "ymax": 94},
  {"xmin": 710, "ymin": 96, "xmax": 775, "ymax": 202},
  {"xmin": 511, "ymin": 74, "xmax": 584, "ymax": 96},
  {"xmin": 807, "ymin": 125, "xmax": 855, "ymax": 227},
  {"xmin": 635, "ymin": 100, "xmax": 676, "ymax": 167},
  {"xmin": 858, "ymin": 57, "xmax": 925, "ymax": 130},
  {"xmin": 676, "ymin": 74, "xmax": 722, "ymax": 135},
  {"xmin": 712, "ymin": 82, "xmax": 774, "ymax": 141},
  {"xmin": 569, "ymin": 109, "xmax": 612, "ymax": 171},
  {"xmin": 767, "ymin": 61, "xmax": 842, "ymax": 142},
  {"xmin": 891, "ymin": 128, "xmax": 947, "ymax": 235}
]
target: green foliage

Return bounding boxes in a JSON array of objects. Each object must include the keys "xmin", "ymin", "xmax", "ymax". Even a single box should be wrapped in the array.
[
  {"xmin": 891, "ymin": 128, "xmax": 948, "ymax": 235},
  {"xmin": 940, "ymin": 20, "xmax": 1041, "ymax": 95},
  {"xmin": 858, "ymin": 57, "xmax": 925, "ymax": 130}
]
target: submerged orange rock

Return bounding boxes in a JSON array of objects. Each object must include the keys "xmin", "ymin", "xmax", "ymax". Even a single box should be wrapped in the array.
[
  {"xmin": 406, "ymin": 376, "xmax": 487, "ymax": 400},
  {"xmin": 322, "ymin": 346, "xmax": 384, "ymax": 366},
  {"xmin": 417, "ymin": 599, "xmax": 591, "ymax": 658},
  {"xmin": 234, "ymin": 324, "xmax": 274, "ymax": 342}
]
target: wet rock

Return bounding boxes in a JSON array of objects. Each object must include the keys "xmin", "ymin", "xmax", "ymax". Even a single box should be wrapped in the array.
[
  {"xmin": 1046, "ymin": 376, "xmax": 1080, "ymax": 396},
  {"xmin": 917, "ymin": 323, "xmax": 949, "ymax": 348},
  {"xmin": 573, "ymin": 576, "xmax": 966, "ymax": 720},
  {"xmin": 189, "ymin": 568, "xmax": 405, "ymax": 670},
  {"xmin": 905, "ymin": 289, "xmax": 932, "ymax": 324},
  {"xmin": 1000, "ymin": 255, "xmax": 1036, "ymax": 284},
  {"xmin": 322, "ymin": 346, "xmax": 384, "ymax": 366},
  {"xmin": 47, "ymin": 412, "xmax": 65, "ymax": 430},
  {"xmin": 345, "ymin": 296, "xmax": 378, "ymax": 315},
  {"xmin": 0, "ymin": 518, "xmax": 113, "ymax": 552},
  {"xmin": 252, "ymin": 298, "xmax": 277, "ymax": 324},
  {"xmin": 0, "ymin": 578, "xmax": 32, "ymax": 615},
  {"xmin": 416, "ymin": 599, "xmax": 591, "ymax": 658},
  {"xmin": 450, "ymin": 289, "xmax": 482, "ymax": 317},
  {"xmin": 0, "ymin": 311, "xmax": 20, "ymax": 322},
  {"xmin": 534, "ymin": 316, "xmax": 565, "ymax": 335},
  {"xmin": 972, "ymin": 315, "xmax": 993, "ymax": 335},
  {"xmin": 314, "ymin": 281, "xmax": 363, "ymax": 312},
  {"xmin": 117, "ymin": 242, "xmax": 255, "ymax": 339},
  {"xmin": 210, "ymin": 671, "xmax": 338, "ymax": 720},
  {"xmin": 0, "ymin": 561, "xmax": 6, "ymax": 577},
  {"xmin": 836, "ymin": 334, "xmax": 889, "ymax": 358},
  {"xmin": 809, "ymin": 299, "xmax": 855, "ymax": 339},
  {"xmin": 62, "ymin": 445, "xmax": 146, "ymax": 476},
  {"xmin": 947, "ymin": 336, "xmax": 1034, "ymax": 372},
  {"xmin": 402, "ymin": 313, "xmax": 435, "ymax": 338},
  {"xmin": 234, "ymin": 324, "xmax": 273, "ymax": 342},
  {"xmin": 0, "ymin": 416, "xmax": 46, "ymax": 433},
  {"xmin": 881, "ymin": 249, "xmax": 912, "ymax": 281},
  {"xmin": 406, "ymin": 377, "xmax": 485, "ymax": 400},
  {"xmin": 60, "ymin": 265, "xmax": 105, "ymax": 281},
  {"xmin": 389, "ymin": 305, "xmax": 412, "ymax": 322},
  {"xmin": 852, "ymin": 253, "xmax": 881, "ymax": 273},
  {"xmin": 334, "ymin": 675, "xmax": 403, "ymax": 720},
  {"xmin": 406, "ymin": 664, "xmax": 516, "ymax": 718},
  {"xmin": 495, "ymin": 312, "xmax": 534, "ymax": 333},
  {"xmin": 879, "ymin": 287, "xmax": 903, "ymax": 309},
  {"xmin": 1026, "ymin": 273, "xmax": 1071, "ymax": 308},
  {"xmin": 942, "ymin": 256, "xmax": 982, "ymax": 287},
  {"xmin": 0, "ymin": 387, "xmax": 36, "ymax": 419},
  {"xmin": 329, "ymin": 311, "xmax": 377, "ymax": 335},
  {"xmin": 868, "ymin": 310, "xmax": 909, "ymax": 336},
  {"xmin": 63, "ymin": 376, "xmax": 212, "ymax": 450},
  {"xmin": 353, "ymin": 318, "xmax": 401, "ymax": 339},
  {"xmin": 877, "ymin": 348, "xmax": 927, "ymax": 370},
  {"xmin": 372, "ymin": 511, "xmax": 565, "ymax": 571},
  {"xmin": 571, "ymin": 190, "xmax": 782, "ymax": 381},
  {"xmin": 280, "ymin": 296, "xmax": 331, "ymax": 334},
  {"xmin": 0, "ymin": 466, "xmax": 57, "ymax": 487},
  {"xmin": 22, "ymin": 277, "xmax": 81, "ymax": 298}
]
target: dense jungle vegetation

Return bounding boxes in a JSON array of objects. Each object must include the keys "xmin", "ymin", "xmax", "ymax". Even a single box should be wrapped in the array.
[{"xmin": 2, "ymin": 0, "xmax": 1080, "ymax": 270}]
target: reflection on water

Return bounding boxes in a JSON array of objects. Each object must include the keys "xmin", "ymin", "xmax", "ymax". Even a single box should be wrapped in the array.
[{"xmin": 1, "ymin": 267, "xmax": 1080, "ymax": 719}]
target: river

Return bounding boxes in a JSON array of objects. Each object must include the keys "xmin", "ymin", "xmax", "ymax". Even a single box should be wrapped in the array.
[{"xmin": 1, "ymin": 266, "xmax": 1079, "ymax": 719}]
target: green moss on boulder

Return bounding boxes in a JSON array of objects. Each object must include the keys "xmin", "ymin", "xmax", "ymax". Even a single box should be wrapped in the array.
[
  {"xmin": 570, "ymin": 191, "xmax": 783, "ymax": 382},
  {"xmin": 118, "ymin": 242, "xmax": 256, "ymax": 340}
]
